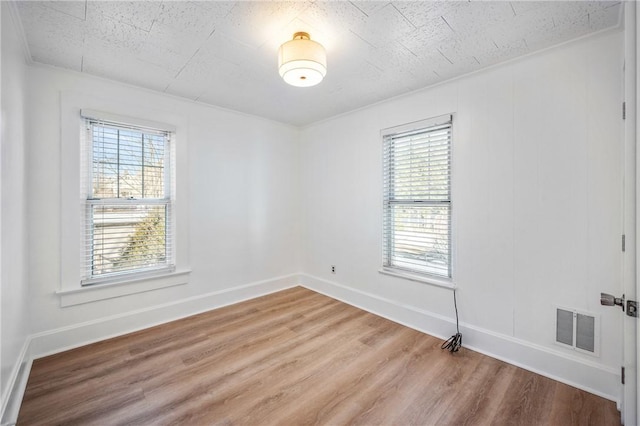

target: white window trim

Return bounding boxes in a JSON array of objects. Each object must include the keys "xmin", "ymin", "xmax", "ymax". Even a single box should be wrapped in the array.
[
  {"xmin": 378, "ymin": 267, "xmax": 456, "ymax": 290},
  {"xmin": 57, "ymin": 270, "xmax": 190, "ymax": 307},
  {"xmin": 60, "ymin": 91, "xmax": 190, "ymax": 306},
  {"xmin": 380, "ymin": 114, "xmax": 455, "ymax": 286},
  {"xmin": 80, "ymin": 109, "xmax": 177, "ymax": 133}
]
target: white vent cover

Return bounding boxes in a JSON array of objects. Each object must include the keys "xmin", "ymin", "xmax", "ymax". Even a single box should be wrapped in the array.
[{"xmin": 555, "ymin": 307, "xmax": 599, "ymax": 356}]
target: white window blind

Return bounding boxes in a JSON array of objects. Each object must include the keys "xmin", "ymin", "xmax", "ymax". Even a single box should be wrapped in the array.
[
  {"xmin": 81, "ymin": 117, "xmax": 174, "ymax": 285},
  {"xmin": 382, "ymin": 115, "xmax": 452, "ymax": 279}
]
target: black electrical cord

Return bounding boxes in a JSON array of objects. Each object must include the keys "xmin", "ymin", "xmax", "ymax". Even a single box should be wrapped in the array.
[{"xmin": 441, "ymin": 289, "xmax": 462, "ymax": 353}]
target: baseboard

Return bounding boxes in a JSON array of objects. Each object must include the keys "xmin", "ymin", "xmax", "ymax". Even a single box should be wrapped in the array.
[
  {"xmin": 1, "ymin": 338, "xmax": 32, "ymax": 426},
  {"xmin": 0, "ymin": 273, "xmax": 299, "ymax": 425},
  {"xmin": 299, "ymin": 273, "xmax": 621, "ymax": 404}
]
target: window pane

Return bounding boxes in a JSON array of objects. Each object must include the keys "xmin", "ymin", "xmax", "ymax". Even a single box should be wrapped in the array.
[
  {"xmin": 92, "ymin": 164, "xmax": 118, "ymax": 198},
  {"xmin": 118, "ymin": 130, "xmax": 143, "ymax": 166},
  {"xmin": 144, "ymin": 134, "xmax": 165, "ymax": 167},
  {"xmin": 92, "ymin": 126, "xmax": 118, "ymax": 164},
  {"xmin": 143, "ymin": 166, "xmax": 164, "ymax": 198},
  {"xmin": 91, "ymin": 123, "xmax": 167, "ymax": 200},
  {"xmin": 384, "ymin": 204, "xmax": 451, "ymax": 277},
  {"xmin": 118, "ymin": 165, "xmax": 143, "ymax": 198},
  {"xmin": 384, "ymin": 129, "xmax": 451, "ymax": 202},
  {"xmin": 89, "ymin": 204, "xmax": 167, "ymax": 277}
]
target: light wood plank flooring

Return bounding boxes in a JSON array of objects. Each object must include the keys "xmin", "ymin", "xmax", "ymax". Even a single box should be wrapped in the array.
[{"xmin": 18, "ymin": 287, "xmax": 620, "ymax": 425}]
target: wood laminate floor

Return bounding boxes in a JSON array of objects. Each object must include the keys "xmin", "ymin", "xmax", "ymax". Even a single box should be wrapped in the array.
[{"xmin": 18, "ymin": 287, "xmax": 620, "ymax": 425}]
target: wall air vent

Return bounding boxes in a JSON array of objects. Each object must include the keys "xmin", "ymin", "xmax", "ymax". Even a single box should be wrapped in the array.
[{"xmin": 555, "ymin": 306, "xmax": 599, "ymax": 357}]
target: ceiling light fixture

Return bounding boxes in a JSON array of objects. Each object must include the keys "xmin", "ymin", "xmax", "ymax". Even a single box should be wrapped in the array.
[{"xmin": 278, "ymin": 32, "xmax": 327, "ymax": 87}]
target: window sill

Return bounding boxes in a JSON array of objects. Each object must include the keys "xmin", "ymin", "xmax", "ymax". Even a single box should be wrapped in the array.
[
  {"xmin": 57, "ymin": 269, "xmax": 191, "ymax": 307},
  {"xmin": 378, "ymin": 268, "xmax": 456, "ymax": 290}
]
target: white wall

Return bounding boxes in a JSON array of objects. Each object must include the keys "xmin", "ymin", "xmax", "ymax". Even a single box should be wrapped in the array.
[
  {"xmin": 26, "ymin": 64, "xmax": 300, "ymax": 338},
  {"xmin": 1, "ymin": 0, "xmax": 30, "ymax": 417},
  {"xmin": 299, "ymin": 30, "xmax": 624, "ymax": 399}
]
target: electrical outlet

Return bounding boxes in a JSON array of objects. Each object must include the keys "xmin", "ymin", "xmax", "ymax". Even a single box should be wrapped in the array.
[{"xmin": 331, "ymin": 265, "xmax": 336, "ymax": 274}]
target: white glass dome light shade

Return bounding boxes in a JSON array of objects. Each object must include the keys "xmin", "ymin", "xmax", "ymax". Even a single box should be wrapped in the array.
[{"xmin": 278, "ymin": 32, "xmax": 327, "ymax": 87}]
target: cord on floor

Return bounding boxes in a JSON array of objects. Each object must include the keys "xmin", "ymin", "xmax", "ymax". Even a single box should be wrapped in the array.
[{"xmin": 441, "ymin": 289, "xmax": 462, "ymax": 353}]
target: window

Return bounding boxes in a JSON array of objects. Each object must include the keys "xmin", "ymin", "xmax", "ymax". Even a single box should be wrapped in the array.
[
  {"xmin": 81, "ymin": 114, "xmax": 174, "ymax": 285},
  {"xmin": 382, "ymin": 114, "xmax": 452, "ymax": 279}
]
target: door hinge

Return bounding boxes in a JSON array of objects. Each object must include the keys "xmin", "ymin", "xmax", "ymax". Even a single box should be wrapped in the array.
[
  {"xmin": 622, "ymin": 234, "xmax": 626, "ymax": 252},
  {"xmin": 623, "ymin": 102, "xmax": 626, "ymax": 120},
  {"xmin": 622, "ymin": 366, "xmax": 625, "ymax": 384}
]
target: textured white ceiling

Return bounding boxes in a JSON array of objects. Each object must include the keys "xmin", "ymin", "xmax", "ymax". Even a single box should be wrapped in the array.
[{"xmin": 16, "ymin": 1, "xmax": 622, "ymax": 126}]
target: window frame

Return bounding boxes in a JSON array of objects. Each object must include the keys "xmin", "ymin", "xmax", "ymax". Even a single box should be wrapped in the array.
[
  {"xmin": 80, "ymin": 113, "xmax": 176, "ymax": 286},
  {"xmin": 380, "ymin": 114, "xmax": 454, "ymax": 287},
  {"xmin": 59, "ymin": 93, "xmax": 190, "ymax": 308}
]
